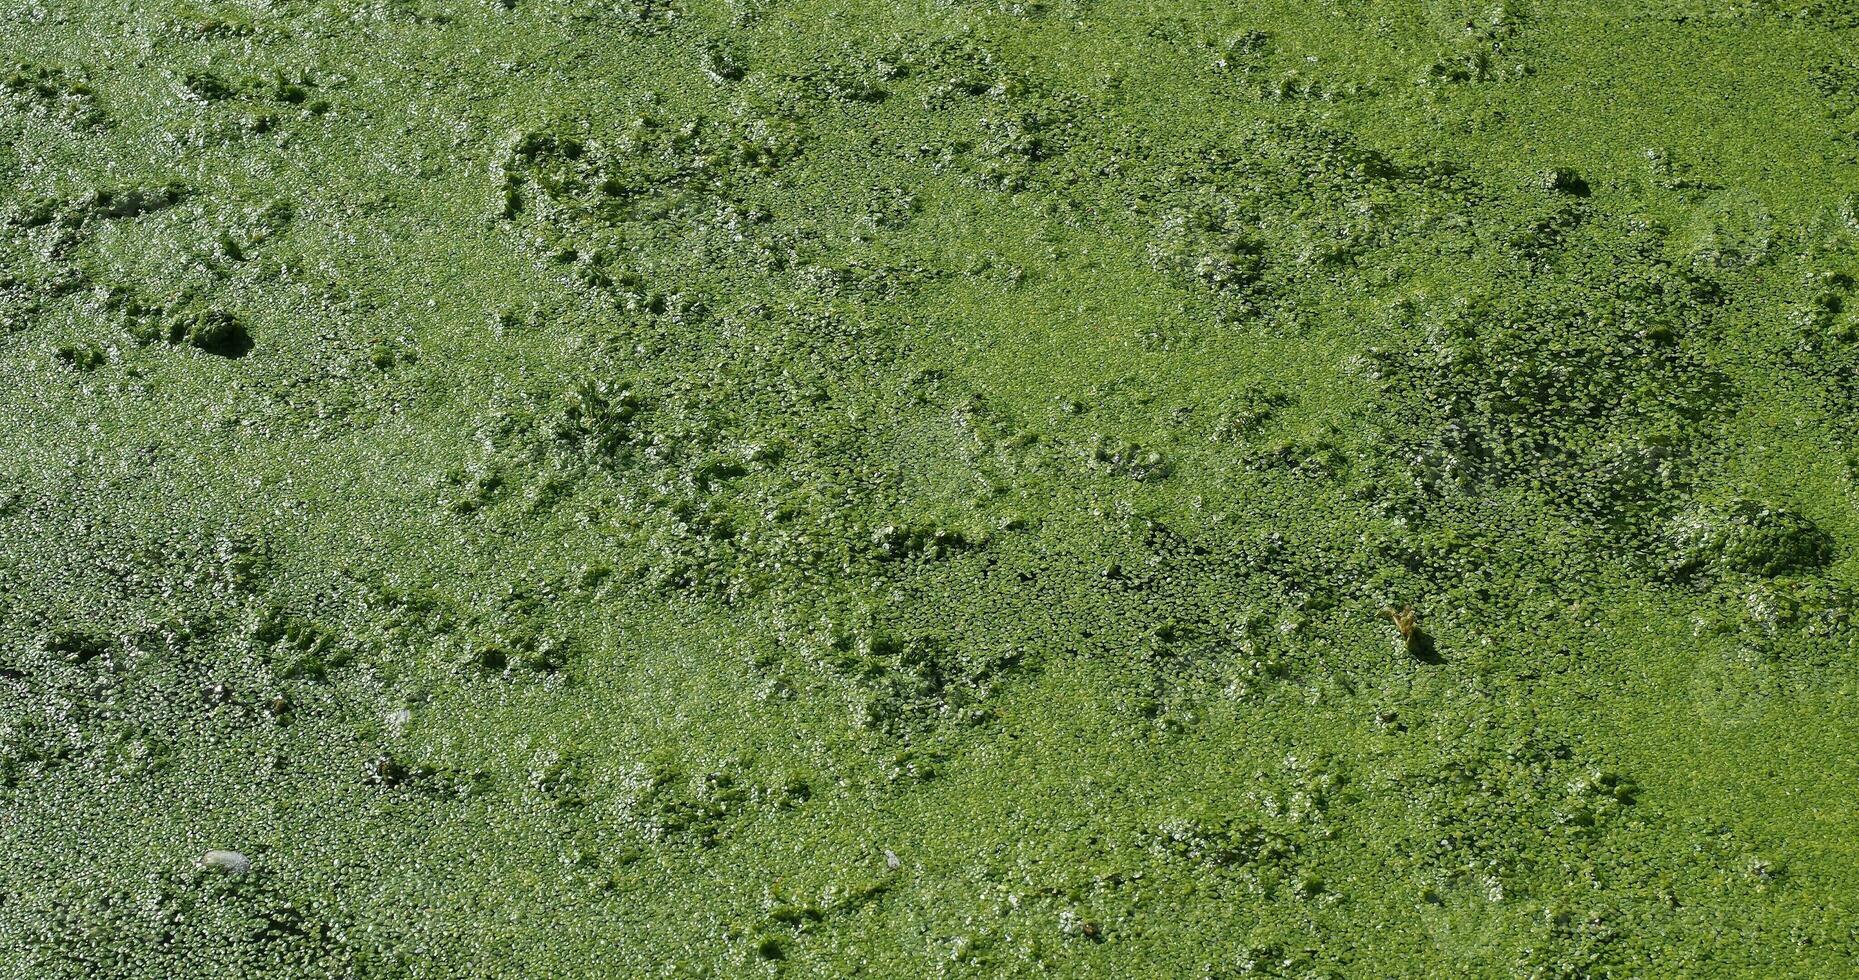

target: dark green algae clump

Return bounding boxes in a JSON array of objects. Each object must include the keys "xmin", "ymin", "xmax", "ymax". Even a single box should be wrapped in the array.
[
  {"xmin": 4, "ymin": 1, "xmax": 1859, "ymax": 977},
  {"xmin": 1667, "ymin": 499, "xmax": 1833, "ymax": 580}
]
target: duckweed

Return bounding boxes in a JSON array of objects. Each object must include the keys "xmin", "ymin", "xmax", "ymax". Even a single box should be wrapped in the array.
[{"xmin": 3, "ymin": 1, "xmax": 1858, "ymax": 977}]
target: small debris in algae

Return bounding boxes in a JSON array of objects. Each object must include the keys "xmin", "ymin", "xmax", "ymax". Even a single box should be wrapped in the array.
[{"xmin": 201, "ymin": 849, "xmax": 251, "ymax": 875}]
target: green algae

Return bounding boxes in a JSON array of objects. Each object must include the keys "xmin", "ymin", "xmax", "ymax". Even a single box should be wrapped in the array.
[{"xmin": 3, "ymin": 1, "xmax": 1859, "ymax": 976}]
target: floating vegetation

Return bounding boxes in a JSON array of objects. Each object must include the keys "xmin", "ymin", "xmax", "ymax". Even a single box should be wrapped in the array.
[{"xmin": 0, "ymin": 1, "xmax": 1854, "ymax": 976}]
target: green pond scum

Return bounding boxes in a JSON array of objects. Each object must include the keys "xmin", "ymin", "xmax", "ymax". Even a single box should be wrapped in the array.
[{"xmin": 4, "ymin": 0, "xmax": 1859, "ymax": 976}]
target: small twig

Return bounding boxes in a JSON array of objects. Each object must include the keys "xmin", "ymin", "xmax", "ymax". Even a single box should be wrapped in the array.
[{"xmin": 1378, "ymin": 605, "xmax": 1434, "ymax": 659}]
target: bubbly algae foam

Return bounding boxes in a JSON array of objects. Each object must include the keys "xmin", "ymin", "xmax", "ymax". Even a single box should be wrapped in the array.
[{"xmin": 3, "ymin": 1, "xmax": 1858, "ymax": 976}]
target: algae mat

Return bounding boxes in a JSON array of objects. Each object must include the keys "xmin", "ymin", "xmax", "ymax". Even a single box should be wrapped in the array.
[{"xmin": 4, "ymin": 1, "xmax": 1859, "ymax": 976}]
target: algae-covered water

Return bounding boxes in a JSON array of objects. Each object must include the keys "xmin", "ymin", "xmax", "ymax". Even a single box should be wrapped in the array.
[{"xmin": 4, "ymin": 1, "xmax": 1859, "ymax": 976}]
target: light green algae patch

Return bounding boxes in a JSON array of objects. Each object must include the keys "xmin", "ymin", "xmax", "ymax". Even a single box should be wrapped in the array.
[{"xmin": 3, "ymin": 1, "xmax": 1858, "ymax": 976}]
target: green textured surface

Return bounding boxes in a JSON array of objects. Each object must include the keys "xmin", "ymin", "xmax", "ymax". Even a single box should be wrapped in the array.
[{"xmin": 4, "ymin": 1, "xmax": 1859, "ymax": 976}]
